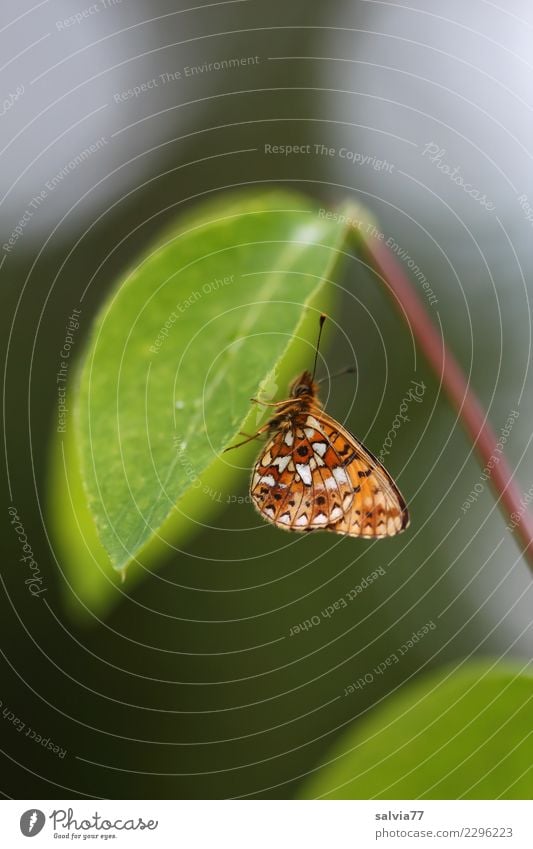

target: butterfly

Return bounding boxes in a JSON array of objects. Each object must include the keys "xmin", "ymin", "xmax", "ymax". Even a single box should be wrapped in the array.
[{"xmin": 225, "ymin": 315, "xmax": 409, "ymax": 538}]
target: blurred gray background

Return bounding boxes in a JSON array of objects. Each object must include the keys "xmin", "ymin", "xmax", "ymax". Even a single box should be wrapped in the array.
[{"xmin": 1, "ymin": 0, "xmax": 532, "ymax": 799}]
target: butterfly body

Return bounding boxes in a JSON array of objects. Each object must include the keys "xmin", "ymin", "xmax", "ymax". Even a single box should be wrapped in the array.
[{"xmin": 249, "ymin": 369, "xmax": 409, "ymax": 538}]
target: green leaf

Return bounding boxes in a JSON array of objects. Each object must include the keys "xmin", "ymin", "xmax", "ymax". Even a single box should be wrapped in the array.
[
  {"xmin": 300, "ymin": 662, "xmax": 533, "ymax": 799},
  {"xmin": 49, "ymin": 190, "xmax": 362, "ymax": 615}
]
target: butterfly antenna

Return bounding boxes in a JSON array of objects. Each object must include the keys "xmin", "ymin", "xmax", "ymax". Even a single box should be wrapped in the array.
[
  {"xmin": 317, "ymin": 365, "xmax": 356, "ymax": 385},
  {"xmin": 311, "ymin": 314, "xmax": 327, "ymax": 382}
]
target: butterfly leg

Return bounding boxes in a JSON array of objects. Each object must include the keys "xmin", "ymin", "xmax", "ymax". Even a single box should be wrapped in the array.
[
  {"xmin": 223, "ymin": 423, "xmax": 270, "ymax": 452},
  {"xmin": 238, "ymin": 430, "xmax": 261, "ymax": 439},
  {"xmin": 250, "ymin": 397, "xmax": 290, "ymax": 407}
]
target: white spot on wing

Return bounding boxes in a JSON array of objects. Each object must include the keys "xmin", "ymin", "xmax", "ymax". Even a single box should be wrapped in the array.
[
  {"xmin": 325, "ymin": 476, "xmax": 338, "ymax": 490},
  {"xmin": 284, "ymin": 430, "xmax": 294, "ymax": 446},
  {"xmin": 304, "ymin": 427, "xmax": 315, "ymax": 439},
  {"xmin": 259, "ymin": 474, "xmax": 276, "ymax": 487},
  {"xmin": 330, "ymin": 506, "xmax": 343, "ymax": 521},
  {"xmin": 296, "ymin": 514, "xmax": 308, "ymax": 526},
  {"xmin": 279, "ymin": 513, "xmax": 291, "ymax": 524},
  {"xmin": 313, "ymin": 442, "xmax": 327, "ymax": 457},
  {"xmin": 332, "ymin": 467, "xmax": 349, "ymax": 485},
  {"xmin": 306, "ymin": 415, "xmax": 321, "ymax": 430},
  {"xmin": 313, "ymin": 513, "xmax": 328, "ymax": 524},
  {"xmin": 296, "ymin": 463, "xmax": 312, "ymax": 486},
  {"xmin": 272, "ymin": 454, "xmax": 291, "ymax": 472}
]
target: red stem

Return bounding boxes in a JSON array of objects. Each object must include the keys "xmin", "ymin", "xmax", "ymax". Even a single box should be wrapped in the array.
[{"xmin": 360, "ymin": 232, "xmax": 533, "ymax": 572}]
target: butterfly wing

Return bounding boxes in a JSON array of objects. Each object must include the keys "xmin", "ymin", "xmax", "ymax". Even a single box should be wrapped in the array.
[
  {"xmin": 310, "ymin": 410, "xmax": 409, "ymax": 537},
  {"xmin": 250, "ymin": 409, "xmax": 409, "ymax": 537},
  {"xmin": 250, "ymin": 425, "xmax": 305, "ymax": 529}
]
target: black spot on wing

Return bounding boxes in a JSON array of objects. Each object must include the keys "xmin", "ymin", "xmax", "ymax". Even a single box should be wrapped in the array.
[{"xmin": 342, "ymin": 451, "xmax": 358, "ymax": 467}]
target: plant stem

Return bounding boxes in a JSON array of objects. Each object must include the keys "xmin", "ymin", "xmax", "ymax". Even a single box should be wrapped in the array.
[{"xmin": 358, "ymin": 229, "xmax": 533, "ymax": 573}]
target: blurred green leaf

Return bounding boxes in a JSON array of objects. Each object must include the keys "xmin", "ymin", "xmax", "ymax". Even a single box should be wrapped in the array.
[
  {"xmin": 300, "ymin": 662, "xmax": 533, "ymax": 799},
  {"xmin": 49, "ymin": 190, "xmax": 363, "ymax": 615}
]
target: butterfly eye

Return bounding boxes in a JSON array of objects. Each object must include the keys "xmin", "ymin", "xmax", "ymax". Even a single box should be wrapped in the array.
[{"xmin": 295, "ymin": 385, "xmax": 309, "ymax": 397}]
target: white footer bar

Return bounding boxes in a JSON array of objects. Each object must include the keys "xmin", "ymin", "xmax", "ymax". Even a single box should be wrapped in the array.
[{"xmin": 1, "ymin": 799, "xmax": 531, "ymax": 848}]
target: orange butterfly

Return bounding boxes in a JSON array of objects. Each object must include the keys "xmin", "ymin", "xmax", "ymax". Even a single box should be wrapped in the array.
[{"xmin": 225, "ymin": 315, "xmax": 409, "ymax": 538}]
